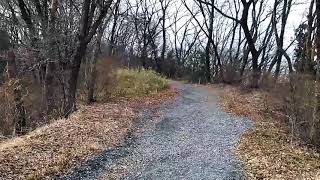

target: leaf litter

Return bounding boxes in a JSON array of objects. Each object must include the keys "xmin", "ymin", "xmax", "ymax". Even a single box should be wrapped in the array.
[
  {"xmin": 0, "ymin": 88, "xmax": 179, "ymax": 180},
  {"xmin": 215, "ymin": 85, "xmax": 320, "ymax": 180}
]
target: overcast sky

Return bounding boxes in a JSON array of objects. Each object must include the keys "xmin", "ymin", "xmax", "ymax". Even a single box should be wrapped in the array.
[
  {"xmin": 185, "ymin": 0, "xmax": 309, "ymax": 54},
  {"xmin": 286, "ymin": 0, "xmax": 309, "ymax": 41}
]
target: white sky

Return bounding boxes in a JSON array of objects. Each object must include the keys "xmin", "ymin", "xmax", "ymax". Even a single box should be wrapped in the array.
[{"xmin": 286, "ymin": 0, "xmax": 309, "ymax": 44}]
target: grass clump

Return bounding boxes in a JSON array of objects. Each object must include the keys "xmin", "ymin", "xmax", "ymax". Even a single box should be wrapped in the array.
[{"xmin": 103, "ymin": 69, "xmax": 169, "ymax": 99}]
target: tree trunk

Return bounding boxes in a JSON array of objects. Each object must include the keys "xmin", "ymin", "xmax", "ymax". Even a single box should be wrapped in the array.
[
  {"xmin": 250, "ymin": 47, "xmax": 261, "ymax": 88},
  {"xmin": 204, "ymin": 41, "xmax": 211, "ymax": 83},
  {"xmin": 311, "ymin": 0, "xmax": 320, "ymax": 145},
  {"xmin": 44, "ymin": 61, "xmax": 56, "ymax": 116},
  {"xmin": 44, "ymin": 0, "xmax": 59, "ymax": 117},
  {"xmin": 64, "ymin": 42, "xmax": 87, "ymax": 116},
  {"xmin": 160, "ymin": 0, "xmax": 168, "ymax": 73},
  {"xmin": 306, "ymin": 0, "xmax": 315, "ymax": 73},
  {"xmin": 108, "ymin": 0, "xmax": 120, "ymax": 56},
  {"xmin": 87, "ymin": 25, "xmax": 104, "ymax": 103},
  {"xmin": 204, "ymin": 5, "xmax": 214, "ymax": 83},
  {"xmin": 7, "ymin": 50, "xmax": 26, "ymax": 135},
  {"xmin": 274, "ymin": 54, "xmax": 282, "ymax": 79},
  {"xmin": 240, "ymin": 46, "xmax": 249, "ymax": 76},
  {"xmin": 240, "ymin": 1, "xmax": 261, "ymax": 88},
  {"xmin": 63, "ymin": 0, "xmax": 113, "ymax": 116},
  {"xmin": 141, "ymin": 36, "xmax": 148, "ymax": 69}
]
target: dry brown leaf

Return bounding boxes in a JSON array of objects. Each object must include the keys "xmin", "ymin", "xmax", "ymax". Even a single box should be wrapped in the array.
[
  {"xmin": 0, "ymin": 88, "xmax": 179, "ymax": 179},
  {"xmin": 214, "ymin": 85, "xmax": 320, "ymax": 180}
]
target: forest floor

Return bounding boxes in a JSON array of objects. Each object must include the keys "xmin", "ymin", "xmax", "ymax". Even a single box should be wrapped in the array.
[
  {"xmin": 217, "ymin": 84, "xmax": 320, "ymax": 179},
  {"xmin": 0, "ymin": 87, "xmax": 178, "ymax": 179}
]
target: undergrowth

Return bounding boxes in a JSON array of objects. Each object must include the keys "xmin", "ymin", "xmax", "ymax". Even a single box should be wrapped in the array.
[
  {"xmin": 99, "ymin": 68, "xmax": 169, "ymax": 100},
  {"xmin": 219, "ymin": 85, "xmax": 320, "ymax": 179}
]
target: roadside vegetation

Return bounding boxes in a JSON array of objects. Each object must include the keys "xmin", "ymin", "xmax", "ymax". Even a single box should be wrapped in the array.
[
  {"xmin": 101, "ymin": 69, "xmax": 169, "ymax": 99},
  {"xmin": 218, "ymin": 84, "xmax": 320, "ymax": 179},
  {"xmin": 0, "ymin": 69, "xmax": 177, "ymax": 179}
]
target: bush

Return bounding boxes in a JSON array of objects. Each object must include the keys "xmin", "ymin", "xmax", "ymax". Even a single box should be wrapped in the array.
[
  {"xmin": 0, "ymin": 81, "xmax": 16, "ymax": 136},
  {"xmin": 222, "ymin": 63, "xmax": 241, "ymax": 84},
  {"xmin": 266, "ymin": 73, "xmax": 320, "ymax": 147},
  {"xmin": 99, "ymin": 68, "xmax": 169, "ymax": 100},
  {"xmin": 0, "ymin": 77, "xmax": 48, "ymax": 137}
]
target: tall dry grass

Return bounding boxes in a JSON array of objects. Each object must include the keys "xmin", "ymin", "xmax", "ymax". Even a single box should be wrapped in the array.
[{"xmin": 98, "ymin": 68, "xmax": 169, "ymax": 100}]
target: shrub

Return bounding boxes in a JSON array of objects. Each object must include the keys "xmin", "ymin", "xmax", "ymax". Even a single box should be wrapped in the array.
[
  {"xmin": 99, "ymin": 68, "xmax": 169, "ymax": 100},
  {"xmin": 266, "ymin": 73, "xmax": 320, "ymax": 147},
  {"xmin": 94, "ymin": 57, "xmax": 119, "ymax": 99},
  {"xmin": 222, "ymin": 63, "xmax": 241, "ymax": 84},
  {"xmin": 0, "ymin": 77, "xmax": 48, "ymax": 137}
]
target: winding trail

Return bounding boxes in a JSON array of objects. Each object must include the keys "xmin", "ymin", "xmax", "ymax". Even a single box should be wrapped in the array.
[{"xmin": 63, "ymin": 82, "xmax": 252, "ymax": 180}]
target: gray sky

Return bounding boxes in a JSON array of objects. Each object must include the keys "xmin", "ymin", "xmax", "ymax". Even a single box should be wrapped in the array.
[{"xmin": 180, "ymin": 0, "xmax": 310, "ymax": 55}]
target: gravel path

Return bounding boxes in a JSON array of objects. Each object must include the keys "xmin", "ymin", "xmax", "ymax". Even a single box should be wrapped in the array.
[{"xmin": 62, "ymin": 82, "xmax": 252, "ymax": 180}]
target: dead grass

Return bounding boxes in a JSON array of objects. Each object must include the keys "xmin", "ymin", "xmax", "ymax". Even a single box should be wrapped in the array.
[
  {"xmin": 0, "ymin": 103, "xmax": 134, "ymax": 179},
  {"xmin": 98, "ymin": 68, "xmax": 169, "ymax": 100},
  {"xmin": 216, "ymin": 85, "xmax": 320, "ymax": 179},
  {"xmin": 0, "ymin": 87, "xmax": 179, "ymax": 179}
]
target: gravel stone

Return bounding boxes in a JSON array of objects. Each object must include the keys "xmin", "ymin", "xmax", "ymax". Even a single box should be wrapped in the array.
[{"xmin": 61, "ymin": 83, "xmax": 252, "ymax": 180}]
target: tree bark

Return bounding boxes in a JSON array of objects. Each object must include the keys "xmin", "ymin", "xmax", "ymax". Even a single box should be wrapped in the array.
[
  {"xmin": 44, "ymin": 0, "xmax": 59, "ymax": 117},
  {"xmin": 204, "ymin": 8, "xmax": 214, "ymax": 83},
  {"xmin": 311, "ymin": 0, "xmax": 320, "ymax": 145},
  {"xmin": 306, "ymin": 0, "xmax": 315, "ymax": 73},
  {"xmin": 160, "ymin": 0, "xmax": 169, "ymax": 73},
  {"xmin": 240, "ymin": 0, "xmax": 261, "ymax": 88},
  {"xmin": 7, "ymin": 50, "xmax": 27, "ymax": 135},
  {"xmin": 108, "ymin": 0, "xmax": 121, "ymax": 56},
  {"xmin": 87, "ymin": 25, "xmax": 104, "ymax": 103}
]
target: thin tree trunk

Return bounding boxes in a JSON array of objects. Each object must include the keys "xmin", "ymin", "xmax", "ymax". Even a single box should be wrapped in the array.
[
  {"xmin": 306, "ymin": 0, "xmax": 315, "ymax": 72},
  {"xmin": 240, "ymin": 46, "xmax": 249, "ymax": 76},
  {"xmin": 274, "ymin": 54, "xmax": 282, "ymax": 79},
  {"xmin": 64, "ymin": 41, "xmax": 87, "ymax": 116},
  {"xmin": 108, "ymin": 0, "xmax": 120, "ymax": 56},
  {"xmin": 7, "ymin": 50, "xmax": 26, "ymax": 135},
  {"xmin": 87, "ymin": 25, "xmax": 104, "ymax": 103},
  {"xmin": 44, "ymin": 61, "xmax": 56, "ymax": 116},
  {"xmin": 44, "ymin": 0, "xmax": 59, "ymax": 117},
  {"xmin": 204, "ymin": 4, "xmax": 214, "ymax": 83},
  {"xmin": 311, "ymin": 0, "xmax": 320, "ymax": 145}
]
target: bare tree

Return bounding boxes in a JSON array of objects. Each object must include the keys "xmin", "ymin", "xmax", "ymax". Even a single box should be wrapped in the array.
[
  {"xmin": 159, "ymin": 0, "xmax": 171, "ymax": 72},
  {"xmin": 267, "ymin": 0, "xmax": 294, "ymax": 78},
  {"xmin": 64, "ymin": 0, "xmax": 114, "ymax": 116},
  {"xmin": 311, "ymin": 0, "xmax": 320, "ymax": 144}
]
